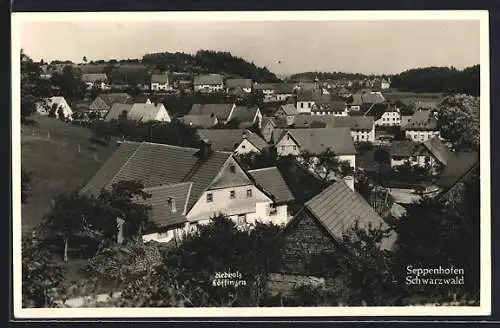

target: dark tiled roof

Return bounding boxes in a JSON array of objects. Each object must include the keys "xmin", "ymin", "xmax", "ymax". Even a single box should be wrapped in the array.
[
  {"xmin": 178, "ymin": 114, "xmax": 217, "ymax": 128},
  {"xmin": 188, "ymin": 103, "xmax": 234, "ymax": 121},
  {"xmin": 81, "ymin": 141, "xmax": 231, "ymax": 211},
  {"xmin": 104, "ymin": 103, "xmax": 133, "ymax": 121},
  {"xmin": 98, "ymin": 93, "xmax": 132, "ymax": 107},
  {"xmin": 82, "ymin": 73, "xmax": 108, "ymax": 82},
  {"xmin": 422, "ymin": 137, "xmax": 453, "ymax": 166},
  {"xmin": 282, "ymin": 127, "xmax": 356, "ymax": 155},
  {"xmin": 401, "ymin": 110, "xmax": 439, "ymax": 131},
  {"xmin": 390, "ymin": 140, "xmax": 418, "ymax": 157},
  {"xmin": 248, "ymin": 167, "xmax": 295, "ymax": 204},
  {"xmin": 273, "ymin": 83, "xmax": 295, "ymax": 94},
  {"xmin": 231, "ymin": 106, "xmax": 260, "ymax": 123},
  {"xmin": 364, "ymin": 103, "xmax": 397, "ymax": 120},
  {"xmin": 329, "ymin": 116, "xmax": 374, "ymax": 131},
  {"xmin": 140, "ymin": 183, "xmax": 192, "ymax": 228},
  {"xmin": 226, "ymin": 78, "xmax": 252, "ymax": 89},
  {"xmin": 151, "ymin": 74, "xmax": 170, "ymax": 84},
  {"xmin": 194, "ymin": 74, "xmax": 224, "ymax": 85},
  {"xmin": 436, "ymin": 152, "xmax": 479, "ymax": 189},
  {"xmin": 197, "ymin": 129, "xmax": 266, "ymax": 152},
  {"xmin": 304, "ymin": 180, "xmax": 393, "ymax": 250}
]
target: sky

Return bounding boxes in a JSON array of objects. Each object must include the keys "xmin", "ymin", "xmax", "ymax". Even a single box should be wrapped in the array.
[{"xmin": 19, "ymin": 19, "xmax": 480, "ymax": 75}]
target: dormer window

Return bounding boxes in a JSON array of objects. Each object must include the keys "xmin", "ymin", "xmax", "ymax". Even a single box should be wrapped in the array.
[{"xmin": 167, "ymin": 197, "xmax": 177, "ymax": 213}]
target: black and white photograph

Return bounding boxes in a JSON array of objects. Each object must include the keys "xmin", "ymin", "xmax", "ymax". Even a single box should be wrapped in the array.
[{"xmin": 12, "ymin": 10, "xmax": 490, "ymax": 318}]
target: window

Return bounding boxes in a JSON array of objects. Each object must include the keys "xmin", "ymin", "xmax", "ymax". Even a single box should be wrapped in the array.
[
  {"xmin": 287, "ymin": 135, "xmax": 290, "ymax": 140},
  {"xmin": 230, "ymin": 190, "xmax": 236, "ymax": 199},
  {"xmin": 361, "ymin": 135, "xmax": 365, "ymax": 140},
  {"xmin": 308, "ymin": 103, "xmax": 312, "ymax": 108},
  {"xmin": 241, "ymin": 145, "xmax": 246, "ymax": 149},
  {"xmin": 229, "ymin": 165, "xmax": 236, "ymax": 173},
  {"xmin": 206, "ymin": 193, "xmax": 213, "ymax": 203},
  {"xmin": 281, "ymin": 146, "xmax": 285, "ymax": 152},
  {"xmin": 269, "ymin": 203, "xmax": 277, "ymax": 216},
  {"xmin": 246, "ymin": 189, "xmax": 252, "ymax": 198},
  {"xmin": 300, "ymin": 103, "xmax": 304, "ymax": 109},
  {"xmin": 293, "ymin": 145, "xmax": 297, "ymax": 151},
  {"xmin": 237, "ymin": 214, "xmax": 247, "ymax": 225}
]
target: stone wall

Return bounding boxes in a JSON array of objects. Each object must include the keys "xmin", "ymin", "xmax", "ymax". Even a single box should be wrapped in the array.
[{"xmin": 280, "ymin": 209, "xmax": 336, "ymax": 274}]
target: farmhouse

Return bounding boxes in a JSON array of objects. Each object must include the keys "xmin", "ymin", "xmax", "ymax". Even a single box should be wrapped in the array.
[
  {"xmin": 225, "ymin": 78, "xmax": 252, "ymax": 93},
  {"xmin": 89, "ymin": 93, "xmax": 132, "ymax": 117},
  {"xmin": 274, "ymin": 127, "xmax": 357, "ymax": 168},
  {"xmin": 82, "ymin": 73, "xmax": 109, "ymax": 90},
  {"xmin": 311, "ymin": 94, "xmax": 348, "ymax": 116},
  {"xmin": 150, "ymin": 74, "xmax": 171, "ymax": 91},
  {"xmin": 230, "ymin": 106, "xmax": 263, "ymax": 128},
  {"xmin": 401, "ymin": 110, "xmax": 440, "ymax": 142},
  {"xmin": 81, "ymin": 140, "xmax": 294, "ymax": 243},
  {"xmin": 193, "ymin": 74, "xmax": 224, "ymax": 93},
  {"xmin": 279, "ymin": 179, "xmax": 395, "ymax": 274},
  {"xmin": 197, "ymin": 129, "xmax": 268, "ymax": 154},
  {"xmin": 127, "ymin": 103, "xmax": 171, "ymax": 122}
]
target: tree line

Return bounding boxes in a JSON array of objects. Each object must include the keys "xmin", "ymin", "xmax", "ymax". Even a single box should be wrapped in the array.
[{"xmin": 391, "ymin": 65, "xmax": 479, "ymax": 96}]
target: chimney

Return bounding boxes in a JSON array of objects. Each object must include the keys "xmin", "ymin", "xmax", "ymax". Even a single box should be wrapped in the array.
[
  {"xmin": 343, "ymin": 175, "xmax": 355, "ymax": 192},
  {"xmin": 199, "ymin": 138, "xmax": 213, "ymax": 158},
  {"xmin": 167, "ymin": 197, "xmax": 177, "ymax": 213}
]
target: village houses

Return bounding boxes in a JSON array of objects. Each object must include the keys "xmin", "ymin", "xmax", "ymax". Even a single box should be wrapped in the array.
[
  {"xmin": 104, "ymin": 103, "xmax": 171, "ymax": 123},
  {"xmin": 188, "ymin": 103, "xmax": 262, "ymax": 127},
  {"xmin": 225, "ymin": 78, "xmax": 253, "ymax": 94},
  {"xmin": 364, "ymin": 103, "xmax": 401, "ymax": 126},
  {"xmin": 89, "ymin": 93, "xmax": 132, "ymax": 118},
  {"xmin": 81, "ymin": 140, "xmax": 295, "ymax": 244}
]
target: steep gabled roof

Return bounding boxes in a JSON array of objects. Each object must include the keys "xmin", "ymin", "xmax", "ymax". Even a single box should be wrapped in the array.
[
  {"xmin": 81, "ymin": 141, "xmax": 232, "ymax": 211},
  {"xmin": 273, "ymin": 83, "xmax": 295, "ymax": 94},
  {"xmin": 281, "ymin": 127, "xmax": 356, "ymax": 155},
  {"xmin": 188, "ymin": 103, "xmax": 234, "ymax": 121},
  {"xmin": 364, "ymin": 103, "xmax": 397, "ymax": 120},
  {"xmin": 128, "ymin": 103, "xmax": 168, "ymax": 122},
  {"xmin": 194, "ymin": 74, "xmax": 224, "ymax": 85},
  {"xmin": 248, "ymin": 167, "xmax": 295, "ymax": 204},
  {"xmin": 104, "ymin": 103, "xmax": 134, "ymax": 121},
  {"xmin": 422, "ymin": 137, "xmax": 453, "ymax": 166},
  {"xmin": 303, "ymin": 180, "xmax": 393, "ymax": 250}
]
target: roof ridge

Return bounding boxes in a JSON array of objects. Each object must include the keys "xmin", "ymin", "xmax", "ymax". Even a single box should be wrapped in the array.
[
  {"xmin": 248, "ymin": 166, "xmax": 278, "ymax": 173},
  {"xmin": 142, "ymin": 181, "xmax": 193, "ymax": 192}
]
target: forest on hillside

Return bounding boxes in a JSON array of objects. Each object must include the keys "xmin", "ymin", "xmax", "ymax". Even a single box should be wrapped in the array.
[
  {"xmin": 391, "ymin": 65, "xmax": 479, "ymax": 96},
  {"xmin": 289, "ymin": 71, "xmax": 382, "ymax": 81},
  {"xmin": 142, "ymin": 50, "xmax": 281, "ymax": 82}
]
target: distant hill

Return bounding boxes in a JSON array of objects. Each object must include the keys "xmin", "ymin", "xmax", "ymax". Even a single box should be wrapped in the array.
[{"xmin": 289, "ymin": 71, "xmax": 386, "ymax": 82}]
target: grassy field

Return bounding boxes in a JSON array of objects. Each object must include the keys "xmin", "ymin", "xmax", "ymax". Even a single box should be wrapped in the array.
[
  {"xmin": 21, "ymin": 115, "xmax": 117, "ymax": 234},
  {"xmin": 382, "ymin": 90, "xmax": 443, "ymax": 103}
]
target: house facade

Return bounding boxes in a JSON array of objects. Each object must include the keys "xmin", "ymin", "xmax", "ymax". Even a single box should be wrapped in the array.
[
  {"xmin": 151, "ymin": 74, "xmax": 171, "ymax": 91},
  {"xmin": 194, "ymin": 74, "xmax": 224, "ymax": 93},
  {"xmin": 276, "ymin": 104, "xmax": 298, "ymax": 126},
  {"xmin": 82, "ymin": 73, "xmax": 110, "ymax": 90},
  {"xmin": 375, "ymin": 110, "xmax": 401, "ymax": 126}
]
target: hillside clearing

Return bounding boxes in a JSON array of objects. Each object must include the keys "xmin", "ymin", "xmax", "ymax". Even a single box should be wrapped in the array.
[{"xmin": 21, "ymin": 115, "xmax": 117, "ymax": 234}]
